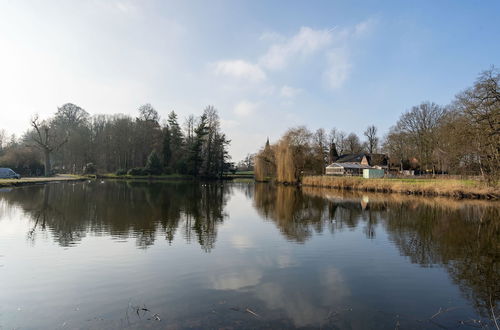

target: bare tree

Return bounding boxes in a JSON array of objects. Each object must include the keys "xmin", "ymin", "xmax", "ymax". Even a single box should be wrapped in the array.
[
  {"xmin": 383, "ymin": 126, "xmax": 413, "ymax": 171},
  {"xmin": 27, "ymin": 115, "xmax": 68, "ymax": 176},
  {"xmin": 396, "ymin": 101, "xmax": 445, "ymax": 172},
  {"xmin": 137, "ymin": 103, "xmax": 160, "ymax": 122},
  {"xmin": 312, "ymin": 128, "xmax": 328, "ymax": 173},
  {"xmin": 328, "ymin": 128, "xmax": 347, "ymax": 156},
  {"xmin": 363, "ymin": 125, "xmax": 379, "ymax": 153},
  {"xmin": 243, "ymin": 153, "xmax": 255, "ymax": 170},
  {"xmin": 452, "ymin": 67, "xmax": 500, "ymax": 181},
  {"xmin": 345, "ymin": 132, "xmax": 363, "ymax": 154}
]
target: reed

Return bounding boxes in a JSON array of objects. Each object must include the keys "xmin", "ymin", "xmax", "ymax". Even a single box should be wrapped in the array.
[{"xmin": 301, "ymin": 176, "xmax": 499, "ymax": 199}]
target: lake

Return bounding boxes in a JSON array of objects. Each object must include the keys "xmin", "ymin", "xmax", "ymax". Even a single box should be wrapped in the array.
[{"xmin": 0, "ymin": 181, "xmax": 498, "ymax": 329}]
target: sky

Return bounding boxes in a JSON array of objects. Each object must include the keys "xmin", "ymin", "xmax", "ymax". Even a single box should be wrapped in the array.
[{"xmin": 0, "ymin": 0, "xmax": 499, "ymax": 161}]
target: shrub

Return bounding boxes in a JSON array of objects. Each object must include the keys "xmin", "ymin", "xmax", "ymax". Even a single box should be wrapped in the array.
[
  {"xmin": 83, "ymin": 163, "xmax": 97, "ymax": 174},
  {"xmin": 115, "ymin": 168, "xmax": 127, "ymax": 176},
  {"xmin": 127, "ymin": 167, "xmax": 148, "ymax": 176}
]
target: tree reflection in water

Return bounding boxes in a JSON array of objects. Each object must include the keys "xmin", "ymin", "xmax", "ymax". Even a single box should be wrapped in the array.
[
  {"xmin": 253, "ymin": 184, "xmax": 499, "ymax": 320},
  {"xmin": 0, "ymin": 181, "xmax": 230, "ymax": 252},
  {"xmin": 0, "ymin": 181, "xmax": 498, "ymax": 326}
]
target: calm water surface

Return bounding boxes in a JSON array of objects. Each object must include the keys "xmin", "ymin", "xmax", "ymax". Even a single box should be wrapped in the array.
[{"xmin": 0, "ymin": 181, "xmax": 498, "ymax": 329}]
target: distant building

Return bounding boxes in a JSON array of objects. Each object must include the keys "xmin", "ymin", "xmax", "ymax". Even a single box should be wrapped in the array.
[
  {"xmin": 326, "ymin": 162, "xmax": 373, "ymax": 176},
  {"xmin": 325, "ymin": 153, "xmax": 389, "ymax": 176}
]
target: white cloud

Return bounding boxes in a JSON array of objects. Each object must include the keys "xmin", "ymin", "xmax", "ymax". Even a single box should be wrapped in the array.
[
  {"xmin": 230, "ymin": 234, "xmax": 254, "ymax": 249},
  {"xmin": 210, "ymin": 269, "xmax": 262, "ymax": 290},
  {"xmin": 234, "ymin": 100, "xmax": 258, "ymax": 117},
  {"xmin": 213, "ymin": 60, "xmax": 266, "ymax": 82},
  {"xmin": 354, "ymin": 18, "xmax": 377, "ymax": 37},
  {"xmin": 280, "ymin": 85, "xmax": 301, "ymax": 98},
  {"xmin": 259, "ymin": 27, "xmax": 333, "ymax": 70},
  {"xmin": 323, "ymin": 49, "xmax": 351, "ymax": 89}
]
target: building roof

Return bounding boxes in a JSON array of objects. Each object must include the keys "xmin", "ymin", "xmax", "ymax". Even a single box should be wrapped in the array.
[
  {"xmin": 336, "ymin": 153, "xmax": 366, "ymax": 163},
  {"xmin": 326, "ymin": 162, "xmax": 373, "ymax": 170},
  {"xmin": 334, "ymin": 153, "xmax": 389, "ymax": 166}
]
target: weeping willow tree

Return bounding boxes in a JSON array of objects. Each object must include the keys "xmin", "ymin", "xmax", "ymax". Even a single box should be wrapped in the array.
[
  {"xmin": 254, "ymin": 138, "xmax": 275, "ymax": 181},
  {"xmin": 275, "ymin": 137, "xmax": 298, "ymax": 183},
  {"xmin": 255, "ymin": 127, "xmax": 323, "ymax": 183}
]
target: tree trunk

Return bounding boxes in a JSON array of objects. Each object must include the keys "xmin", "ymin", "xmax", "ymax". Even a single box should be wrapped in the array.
[{"xmin": 44, "ymin": 149, "xmax": 51, "ymax": 177}]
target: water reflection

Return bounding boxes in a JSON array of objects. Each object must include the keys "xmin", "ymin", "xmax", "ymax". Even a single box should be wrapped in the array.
[
  {"xmin": 253, "ymin": 184, "xmax": 500, "ymax": 320},
  {"xmin": 0, "ymin": 181, "xmax": 498, "ymax": 328},
  {"xmin": 0, "ymin": 181, "xmax": 229, "ymax": 251}
]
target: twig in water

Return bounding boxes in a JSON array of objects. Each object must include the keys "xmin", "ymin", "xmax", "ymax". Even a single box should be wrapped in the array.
[
  {"xmin": 430, "ymin": 306, "xmax": 459, "ymax": 320},
  {"xmin": 431, "ymin": 307, "xmax": 443, "ymax": 319},
  {"xmin": 245, "ymin": 308, "xmax": 261, "ymax": 319},
  {"xmin": 490, "ymin": 293, "xmax": 500, "ymax": 330},
  {"xmin": 130, "ymin": 304, "xmax": 161, "ymax": 322}
]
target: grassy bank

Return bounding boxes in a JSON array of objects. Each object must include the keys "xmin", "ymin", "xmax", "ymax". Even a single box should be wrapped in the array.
[
  {"xmin": 224, "ymin": 171, "xmax": 254, "ymax": 179},
  {"xmin": 301, "ymin": 176, "xmax": 499, "ymax": 199},
  {"xmin": 98, "ymin": 173, "xmax": 194, "ymax": 181},
  {"xmin": 0, "ymin": 175, "xmax": 88, "ymax": 188}
]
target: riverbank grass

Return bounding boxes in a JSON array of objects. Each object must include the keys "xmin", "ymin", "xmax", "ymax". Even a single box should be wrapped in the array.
[
  {"xmin": 99, "ymin": 173, "xmax": 194, "ymax": 180},
  {"xmin": 0, "ymin": 175, "xmax": 88, "ymax": 188},
  {"xmin": 302, "ymin": 176, "xmax": 499, "ymax": 199}
]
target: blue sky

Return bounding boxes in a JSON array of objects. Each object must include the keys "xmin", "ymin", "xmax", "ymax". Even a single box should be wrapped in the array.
[{"xmin": 0, "ymin": 0, "xmax": 499, "ymax": 160}]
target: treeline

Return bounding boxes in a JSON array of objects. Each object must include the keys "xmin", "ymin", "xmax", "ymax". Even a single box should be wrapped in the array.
[
  {"xmin": 255, "ymin": 67, "xmax": 499, "ymax": 184},
  {"xmin": 0, "ymin": 104, "xmax": 231, "ymax": 178}
]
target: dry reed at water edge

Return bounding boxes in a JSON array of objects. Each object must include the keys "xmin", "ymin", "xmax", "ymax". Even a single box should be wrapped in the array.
[{"xmin": 301, "ymin": 176, "xmax": 499, "ymax": 199}]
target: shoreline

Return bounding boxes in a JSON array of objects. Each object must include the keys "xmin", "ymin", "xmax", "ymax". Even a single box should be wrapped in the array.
[
  {"xmin": 97, "ymin": 173, "xmax": 195, "ymax": 181},
  {"xmin": 300, "ymin": 176, "xmax": 499, "ymax": 200},
  {"xmin": 0, "ymin": 175, "xmax": 88, "ymax": 188},
  {"xmin": 3, "ymin": 174, "xmax": 498, "ymax": 201}
]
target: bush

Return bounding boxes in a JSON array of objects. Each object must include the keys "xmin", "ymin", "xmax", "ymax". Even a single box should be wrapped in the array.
[
  {"xmin": 115, "ymin": 168, "xmax": 127, "ymax": 176},
  {"xmin": 83, "ymin": 163, "xmax": 97, "ymax": 174},
  {"xmin": 127, "ymin": 167, "xmax": 148, "ymax": 176},
  {"xmin": 0, "ymin": 146, "xmax": 44, "ymax": 176}
]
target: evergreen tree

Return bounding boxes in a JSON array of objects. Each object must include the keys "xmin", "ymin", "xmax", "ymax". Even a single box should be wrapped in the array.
[
  {"xmin": 162, "ymin": 126, "xmax": 172, "ymax": 169},
  {"xmin": 145, "ymin": 150, "xmax": 163, "ymax": 175},
  {"xmin": 167, "ymin": 111, "xmax": 184, "ymax": 172},
  {"xmin": 188, "ymin": 114, "xmax": 208, "ymax": 176}
]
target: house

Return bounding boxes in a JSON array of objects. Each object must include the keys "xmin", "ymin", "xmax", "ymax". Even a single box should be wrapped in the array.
[
  {"xmin": 326, "ymin": 162, "xmax": 373, "ymax": 176},
  {"xmin": 325, "ymin": 153, "xmax": 389, "ymax": 176}
]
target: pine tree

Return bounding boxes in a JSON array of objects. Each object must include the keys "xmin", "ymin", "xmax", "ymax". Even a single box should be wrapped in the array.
[
  {"xmin": 167, "ymin": 111, "xmax": 184, "ymax": 172},
  {"xmin": 188, "ymin": 114, "xmax": 208, "ymax": 176},
  {"xmin": 162, "ymin": 126, "xmax": 172, "ymax": 169},
  {"xmin": 145, "ymin": 150, "xmax": 163, "ymax": 175}
]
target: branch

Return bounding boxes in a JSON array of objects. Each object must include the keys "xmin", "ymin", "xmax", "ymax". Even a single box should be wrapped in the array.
[{"xmin": 30, "ymin": 116, "xmax": 45, "ymax": 146}]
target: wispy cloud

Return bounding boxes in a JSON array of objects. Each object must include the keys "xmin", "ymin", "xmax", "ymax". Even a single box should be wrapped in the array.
[
  {"xmin": 213, "ymin": 60, "xmax": 266, "ymax": 82},
  {"xmin": 259, "ymin": 27, "xmax": 333, "ymax": 70},
  {"xmin": 353, "ymin": 18, "xmax": 377, "ymax": 37},
  {"xmin": 323, "ymin": 49, "xmax": 351, "ymax": 89},
  {"xmin": 212, "ymin": 19, "xmax": 375, "ymax": 93}
]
